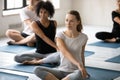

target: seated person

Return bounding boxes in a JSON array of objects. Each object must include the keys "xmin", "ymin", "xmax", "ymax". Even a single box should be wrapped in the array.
[
  {"xmin": 14, "ymin": 1, "xmax": 59, "ymax": 65},
  {"xmin": 33, "ymin": 10, "xmax": 90, "ymax": 80},
  {"xmin": 5, "ymin": 0, "xmax": 41, "ymax": 46},
  {"xmin": 95, "ymin": 0, "xmax": 120, "ymax": 43}
]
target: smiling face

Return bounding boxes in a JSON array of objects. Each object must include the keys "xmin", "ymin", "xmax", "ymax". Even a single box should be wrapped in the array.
[
  {"xmin": 39, "ymin": 8, "xmax": 49, "ymax": 20},
  {"xmin": 65, "ymin": 14, "xmax": 80, "ymax": 31}
]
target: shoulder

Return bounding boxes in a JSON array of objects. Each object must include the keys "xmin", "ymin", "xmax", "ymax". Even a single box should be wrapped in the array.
[
  {"xmin": 80, "ymin": 33, "xmax": 88, "ymax": 40},
  {"xmin": 31, "ymin": 21, "xmax": 38, "ymax": 27},
  {"xmin": 50, "ymin": 20, "xmax": 57, "ymax": 27},
  {"xmin": 112, "ymin": 11, "xmax": 120, "ymax": 15},
  {"xmin": 21, "ymin": 7, "xmax": 28, "ymax": 12},
  {"xmin": 78, "ymin": 33, "xmax": 88, "ymax": 45},
  {"xmin": 20, "ymin": 7, "xmax": 30, "ymax": 16},
  {"xmin": 56, "ymin": 31, "xmax": 64, "ymax": 39}
]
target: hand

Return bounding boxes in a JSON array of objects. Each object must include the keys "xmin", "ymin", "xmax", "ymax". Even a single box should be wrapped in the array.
[{"xmin": 77, "ymin": 63, "xmax": 88, "ymax": 79}]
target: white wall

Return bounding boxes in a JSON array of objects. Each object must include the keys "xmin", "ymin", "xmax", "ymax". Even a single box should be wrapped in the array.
[
  {"xmin": 0, "ymin": 0, "xmax": 72, "ymax": 37},
  {"xmin": 72, "ymin": 0, "xmax": 116, "ymax": 27},
  {"xmin": 53, "ymin": 0, "xmax": 72, "ymax": 26},
  {"xmin": 0, "ymin": 0, "xmax": 117, "ymax": 37}
]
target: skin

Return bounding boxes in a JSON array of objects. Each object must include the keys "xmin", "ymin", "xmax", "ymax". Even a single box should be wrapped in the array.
[
  {"xmin": 105, "ymin": 0, "xmax": 120, "ymax": 42},
  {"xmin": 23, "ymin": 8, "xmax": 59, "ymax": 64},
  {"xmin": 31, "ymin": 8, "xmax": 58, "ymax": 50},
  {"xmin": 5, "ymin": 0, "xmax": 40, "ymax": 46},
  {"xmin": 44, "ymin": 13, "xmax": 88, "ymax": 80}
]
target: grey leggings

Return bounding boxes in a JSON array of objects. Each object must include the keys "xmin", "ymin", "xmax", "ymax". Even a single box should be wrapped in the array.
[
  {"xmin": 14, "ymin": 51, "xmax": 60, "ymax": 63},
  {"xmin": 34, "ymin": 66, "xmax": 83, "ymax": 80}
]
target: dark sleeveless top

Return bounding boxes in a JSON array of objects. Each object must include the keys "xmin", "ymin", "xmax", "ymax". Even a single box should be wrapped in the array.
[
  {"xmin": 35, "ymin": 20, "xmax": 56, "ymax": 54},
  {"xmin": 112, "ymin": 11, "xmax": 120, "ymax": 37}
]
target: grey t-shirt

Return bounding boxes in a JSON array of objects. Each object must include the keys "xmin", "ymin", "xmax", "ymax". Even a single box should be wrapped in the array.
[{"xmin": 56, "ymin": 31, "xmax": 88, "ymax": 72}]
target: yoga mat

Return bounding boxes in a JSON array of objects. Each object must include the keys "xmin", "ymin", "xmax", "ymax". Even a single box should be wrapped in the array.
[
  {"xmin": 0, "ymin": 45, "xmax": 35, "ymax": 53},
  {"xmin": 85, "ymin": 51, "xmax": 94, "ymax": 57},
  {"xmin": 0, "ymin": 50, "xmax": 93, "ymax": 73},
  {"xmin": 105, "ymin": 55, "xmax": 120, "ymax": 63},
  {"xmin": 86, "ymin": 67, "xmax": 120, "ymax": 80},
  {"xmin": 1, "ymin": 65, "xmax": 119, "ymax": 80},
  {"xmin": 0, "ymin": 63, "xmax": 58, "ymax": 73},
  {"xmin": 88, "ymin": 41, "xmax": 120, "ymax": 48},
  {"xmin": 0, "ymin": 72, "xmax": 28, "ymax": 80}
]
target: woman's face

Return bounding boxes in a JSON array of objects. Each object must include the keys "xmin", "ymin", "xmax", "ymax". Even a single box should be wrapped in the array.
[
  {"xmin": 117, "ymin": 0, "xmax": 120, "ymax": 8},
  {"xmin": 39, "ymin": 8, "xmax": 49, "ymax": 19},
  {"xmin": 65, "ymin": 14, "xmax": 79, "ymax": 31}
]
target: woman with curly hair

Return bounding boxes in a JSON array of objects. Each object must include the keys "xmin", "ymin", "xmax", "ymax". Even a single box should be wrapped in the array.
[{"xmin": 14, "ymin": 0, "xmax": 59, "ymax": 65}]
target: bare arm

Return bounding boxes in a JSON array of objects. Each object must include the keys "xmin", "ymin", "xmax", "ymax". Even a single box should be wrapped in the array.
[
  {"xmin": 13, "ymin": 33, "xmax": 35, "ymax": 44},
  {"xmin": 114, "ymin": 17, "xmax": 120, "ymax": 24},
  {"xmin": 31, "ymin": 21, "xmax": 58, "ymax": 50},
  {"xmin": 24, "ymin": 19, "xmax": 33, "ymax": 29},
  {"xmin": 81, "ymin": 44, "xmax": 86, "ymax": 66},
  {"xmin": 56, "ymin": 37, "xmax": 87, "ymax": 78},
  {"xmin": 56, "ymin": 37, "xmax": 81, "ymax": 66}
]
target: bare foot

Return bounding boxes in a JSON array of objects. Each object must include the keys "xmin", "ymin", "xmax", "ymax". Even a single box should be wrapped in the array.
[
  {"xmin": 23, "ymin": 59, "xmax": 42, "ymax": 65},
  {"xmin": 105, "ymin": 38, "xmax": 116, "ymax": 43}
]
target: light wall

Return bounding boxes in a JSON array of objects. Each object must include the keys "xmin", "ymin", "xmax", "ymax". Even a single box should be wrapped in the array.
[
  {"xmin": 72, "ymin": 0, "xmax": 116, "ymax": 27},
  {"xmin": 0, "ymin": 0, "xmax": 72, "ymax": 37},
  {"xmin": 0, "ymin": 0, "xmax": 117, "ymax": 37}
]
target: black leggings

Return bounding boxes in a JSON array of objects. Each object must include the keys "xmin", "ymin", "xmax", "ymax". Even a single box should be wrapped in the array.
[
  {"xmin": 21, "ymin": 33, "xmax": 29, "ymax": 38},
  {"xmin": 95, "ymin": 32, "xmax": 117, "ymax": 40}
]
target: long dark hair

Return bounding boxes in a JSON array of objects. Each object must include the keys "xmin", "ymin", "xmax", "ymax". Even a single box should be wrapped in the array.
[{"xmin": 68, "ymin": 10, "xmax": 83, "ymax": 32}]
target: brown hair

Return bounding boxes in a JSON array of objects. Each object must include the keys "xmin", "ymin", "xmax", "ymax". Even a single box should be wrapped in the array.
[
  {"xmin": 68, "ymin": 10, "xmax": 83, "ymax": 32},
  {"xmin": 117, "ymin": 0, "xmax": 120, "ymax": 2}
]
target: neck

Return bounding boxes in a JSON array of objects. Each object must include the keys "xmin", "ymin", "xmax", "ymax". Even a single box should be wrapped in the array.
[
  {"xmin": 40, "ymin": 18, "xmax": 49, "ymax": 23},
  {"xmin": 65, "ymin": 30, "xmax": 79, "ymax": 38},
  {"xmin": 28, "ymin": 5, "xmax": 34, "ymax": 11},
  {"xmin": 40, "ymin": 19, "xmax": 49, "ymax": 27}
]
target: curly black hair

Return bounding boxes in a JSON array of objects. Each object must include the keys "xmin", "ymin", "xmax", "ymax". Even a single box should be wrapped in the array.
[{"xmin": 35, "ymin": 1, "xmax": 55, "ymax": 18}]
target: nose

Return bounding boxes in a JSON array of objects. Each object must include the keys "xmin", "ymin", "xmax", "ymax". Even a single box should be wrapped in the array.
[{"xmin": 67, "ymin": 21, "xmax": 70, "ymax": 25}]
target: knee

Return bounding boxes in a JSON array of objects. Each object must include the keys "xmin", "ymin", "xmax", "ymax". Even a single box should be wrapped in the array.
[
  {"xmin": 14, "ymin": 55, "xmax": 23, "ymax": 63},
  {"xmin": 5, "ymin": 29, "xmax": 13, "ymax": 37},
  {"xmin": 34, "ymin": 67, "xmax": 41, "ymax": 75},
  {"xmin": 95, "ymin": 32, "xmax": 102, "ymax": 39},
  {"xmin": 34, "ymin": 66, "xmax": 48, "ymax": 79},
  {"xmin": 34, "ymin": 66, "xmax": 44, "ymax": 75}
]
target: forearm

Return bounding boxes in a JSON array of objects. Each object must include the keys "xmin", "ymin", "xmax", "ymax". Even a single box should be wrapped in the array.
[
  {"xmin": 81, "ymin": 45, "xmax": 86, "ymax": 66},
  {"xmin": 14, "ymin": 34, "xmax": 35, "ymax": 44},
  {"xmin": 114, "ymin": 17, "xmax": 120, "ymax": 24},
  {"xmin": 42, "ymin": 36, "xmax": 58, "ymax": 50}
]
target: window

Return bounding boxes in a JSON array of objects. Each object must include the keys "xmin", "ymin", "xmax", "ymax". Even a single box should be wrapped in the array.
[
  {"xmin": 3, "ymin": 0, "xmax": 60, "ymax": 16},
  {"xmin": 3, "ymin": 0, "xmax": 26, "ymax": 16},
  {"xmin": 4, "ymin": 0, "xmax": 26, "ymax": 10}
]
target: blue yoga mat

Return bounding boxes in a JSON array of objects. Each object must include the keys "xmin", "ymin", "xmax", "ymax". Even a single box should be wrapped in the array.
[
  {"xmin": 0, "ymin": 63, "xmax": 58, "ymax": 73},
  {"xmin": 105, "ymin": 55, "xmax": 120, "ymax": 63},
  {"xmin": 1, "ymin": 65, "xmax": 119, "ymax": 80},
  {"xmin": 0, "ymin": 45, "xmax": 35, "ymax": 53},
  {"xmin": 85, "ymin": 51, "xmax": 94, "ymax": 57},
  {"xmin": 0, "ymin": 72, "xmax": 28, "ymax": 80},
  {"xmin": 86, "ymin": 67, "xmax": 120, "ymax": 80},
  {"xmin": 88, "ymin": 41, "xmax": 120, "ymax": 48},
  {"xmin": 0, "ymin": 51, "xmax": 93, "ymax": 73}
]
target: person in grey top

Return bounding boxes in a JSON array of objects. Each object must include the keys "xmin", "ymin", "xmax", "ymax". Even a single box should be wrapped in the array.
[{"xmin": 34, "ymin": 10, "xmax": 89, "ymax": 80}]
